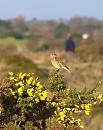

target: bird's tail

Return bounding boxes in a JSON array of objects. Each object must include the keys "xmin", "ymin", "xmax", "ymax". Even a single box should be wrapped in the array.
[{"xmin": 62, "ymin": 65, "xmax": 71, "ymax": 73}]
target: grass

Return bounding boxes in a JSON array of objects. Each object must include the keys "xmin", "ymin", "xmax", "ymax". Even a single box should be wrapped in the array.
[{"xmin": 0, "ymin": 37, "xmax": 28, "ymax": 51}]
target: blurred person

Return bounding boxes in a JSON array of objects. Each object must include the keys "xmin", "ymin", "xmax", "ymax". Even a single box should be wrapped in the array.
[
  {"xmin": 65, "ymin": 33, "xmax": 75, "ymax": 63},
  {"xmin": 65, "ymin": 33, "xmax": 75, "ymax": 52}
]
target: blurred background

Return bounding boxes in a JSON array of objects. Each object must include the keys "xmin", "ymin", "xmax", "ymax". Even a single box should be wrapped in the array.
[{"xmin": 0, "ymin": 0, "xmax": 103, "ymax": 129}]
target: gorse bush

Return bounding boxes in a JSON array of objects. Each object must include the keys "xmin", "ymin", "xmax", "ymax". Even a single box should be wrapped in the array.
[
  {"xmin": 0, "ymin": 72, "xmax": 103, "ymax": 130},
  {"xmin": 0, "ymin": 72, "xmax": 49, "ymax": 130}
]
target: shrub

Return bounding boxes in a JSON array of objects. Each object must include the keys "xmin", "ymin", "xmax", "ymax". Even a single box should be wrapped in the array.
[
  {"xmin": 75, "ymin": 44, "xmax": 103, "ymax": 62},
  {"xmin": 0, "ymin": 72, "xmax": 49, "ymax": 130},
  {"xmin": 0, "ymin": 72, "xmax": 103, "ymax": 130}
]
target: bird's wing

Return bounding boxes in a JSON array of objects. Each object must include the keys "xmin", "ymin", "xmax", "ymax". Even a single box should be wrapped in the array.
[
  {"xmin": 63, "ymin": 65, "xmax": 71, "ymax": 72},
  {"xmin": 59, "ymin": 61, "xmax": 70, "ymax": 72}
]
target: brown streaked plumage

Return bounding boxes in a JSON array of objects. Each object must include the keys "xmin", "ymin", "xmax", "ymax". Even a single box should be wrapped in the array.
[{"xmin": 50, "ymin": 53, "xmax": 70, "ymax": 72}]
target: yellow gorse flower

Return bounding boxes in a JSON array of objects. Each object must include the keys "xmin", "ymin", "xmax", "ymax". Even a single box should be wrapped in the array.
[
  {"xmin": 77, "ymin": 118, "xmax": 81, "ymax": 125},
  {"xmin": 84, "ymin": 104, "xmax": 91, "ymax": 115},
  {"xmin": 18, "ymin": 87, "xmax": 24, "ymax": 95},
  {"xmin": 9, "ymin": 72, "xmax": 14, "ymax": 76},
  {"xmin": 19, "ymin": 72, "xmax": 26, "ymax": 80},
  {"xmin": 36, "ymin": 82, "xmax": 41, "ymax": 87},
  {"xmin": 10, "ymin": 76, "xmax": 15, "ymax": 81},
  {"xmin": 81, "ymin": 104, "xmax": 85, "ymax": 109},
  {"xmin": 85, "ymin": 110, "xmax": 90, "ymax": 115},
  {"xmin": 59, "ymin": 111, "xmax": 66, "ymax": 121},
  {"xmin": 80, "ymin": 125, "xmax": 84, "ymax": 128},
  {"xmin": 97, "ymin": 94, "xmax": 103, "ymax": 102},
  {"xmin": 32, "ymin": 80, "xmax": 36, "ymax": 86},
  {"xmin": 26, "ymin": 77, "xmax": 33, "ymax": 85},
  {"xmin": 36, "ymin": 82, "xmax": 43, "ymax": 91},
  {"xmin": 40, "ymin": 90, "xmax": 48, "ymax": 100},
  {"xmin": 9, "ymin": 72, "xmax": 15, "ymax": 81},
  {"xmin": 15, "ymin": 81, "xmax": 24, "ymax": 87},
  {"xmin": 38, "ymin": 84, "xmax": 43, "ymax": 90},
  {"xmin": 27, "ymin": 88, "xmax": 34, "ymax": 97}
]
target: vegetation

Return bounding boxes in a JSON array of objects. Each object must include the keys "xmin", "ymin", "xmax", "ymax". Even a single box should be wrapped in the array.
[
  {"xmin": 0, "ymin": 16, "xmax": 103, "ymax": 129},
  {"xmin": 0, "ymin": 71, "xmax": 102, "ymax": 130}
]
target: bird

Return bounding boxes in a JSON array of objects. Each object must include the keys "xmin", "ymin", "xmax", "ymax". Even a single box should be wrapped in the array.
[{"xmin": 50, "ymin": 52, "xmax": 70, "ymax": 72}]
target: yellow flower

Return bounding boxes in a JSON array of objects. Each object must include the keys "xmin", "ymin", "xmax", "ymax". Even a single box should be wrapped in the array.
[
  {"xmin": 32, "ymin": 80, "xmax": 36, "ymax": 86},
  {"xmin": 85, "ymin": 104, "xmax": 91, "ymax": 110},
  {"xmin": 63, "ymin": 109, "xmax": 67, "ymax": 114},
  {"xmin": 85, "ymin": 110, "xmax": 90, "ymax": 115},
  {"xmin": 52, "ymin": 102, "xmax": 59, "ymax": 107},
  {"xmin": 97, "ymin": 94, "xmax": 103, "ymax": 102},
  {"xmin": 93, "ymin": 101, "xmax": 97, "ymax": 105},
  {"xmin": 40, "ymin": 96, "xmax": 45, "ymax": 101},
  {"xmin": 69, "ymin": 119, "xmax": 75, "ymax": 124},
  {"xmin": 57, "ymin": 107, "xmax": 60, "ymax": 111},
  {"xmin": 80, "ymin": 125, "xmax": 84, "ymax": 128},
  {"xmin": 36, "ymin": 82, "xmax": 41, "ymax": 87},
  {"xmin": 84, "ymin": 104, "xmax": 91, "ymax": 115},
  {"xmin": 77, "ymin": 118, "xmax": 81, "ymax": 125},
  {"xmin": 27, "ymin": 88, "xmax": 34, "ymax": 96},
  {"xmin": 19, "ymin": 72, "xmax": 26, "ymax": 80},
  {"xmin": 51, "ymin": 102, "xmax": 57, "ymax": 106},
  {"xmin": 81, "ymin": 104, "xmax": 85, "ymax": 109},
  {"xmin": 59, "ymin": 112, "xmax": 66, "ymax": 121},
  {"xmin": 38, "ymin": 85, "xmax": 43, "ymax": 90},
  {"xmin": 27, "ymin": 73, "xmax": 31, "ymax": 77},
  {"xmin": 15, "ymin": 81, "xmax": 24, "ymax": 87},
  {"xmin": 9, "ymin": 72, "xmax": 14, "ymax": 81},
  {"xmin": 26, "ymin": 77, "xmax": 33, "ymax": 85},
  {"xmin": 78, "ymin": 95, "xmax": 81, "ymax": 100},
  {"xmin": 39, "ymin": 90, "xmax": 48, "ymax": 101},
  {"xmin": 10, "ymin": 76, "xmax": 14, "ymax": 81},
  {"xmin": 63, "ymin": 124, "xmax": 67, "ymax": 128},
  {"xmin": 41, "ymin": 90, "xmax": 48, "ymax": 100},
  {"xmin": 9, "ymin": 72, "xmax": 13, "ymax": 76},
  {"xmin": 18, "ymin": 87, "xmax": 23, "ymax": 95},
  {"xmin": 35, "ymin": 98, "xmax": 39, "ymax": 103}
]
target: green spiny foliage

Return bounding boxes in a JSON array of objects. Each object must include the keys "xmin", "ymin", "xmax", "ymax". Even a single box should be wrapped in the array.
[{"xmin": 47, "ymin": 70, "xmax": 66, "ymax": 92}]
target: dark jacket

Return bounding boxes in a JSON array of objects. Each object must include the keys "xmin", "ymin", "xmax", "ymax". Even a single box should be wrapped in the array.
[{"xmin": 65, "ymin": 38, "xmax": 75, "ymax": 52}]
